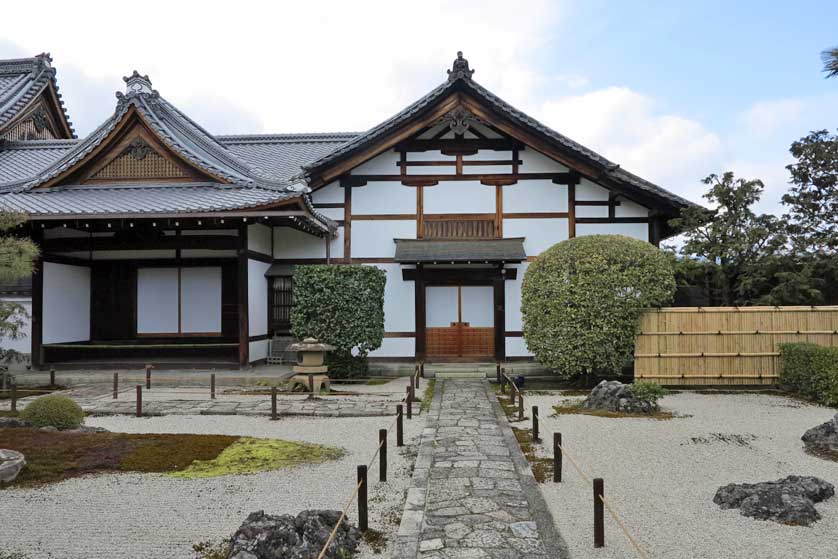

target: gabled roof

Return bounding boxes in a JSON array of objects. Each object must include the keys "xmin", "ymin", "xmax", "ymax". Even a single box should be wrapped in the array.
[
  {"xmin": 0, "ymin": 53, "xmax": 74, "ymax": 139},
  {"xmin": 300, "ymin": 52, "xmax": 695, "ymax": 212}
]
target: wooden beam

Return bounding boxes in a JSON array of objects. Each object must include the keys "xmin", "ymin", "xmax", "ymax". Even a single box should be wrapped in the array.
[
  {"xmin": 348, "ymin": 172, "xmax": 578, "ymax": 183},
  {"xmin": 43, "ymin": 235, "xmax": 239, "ymax": 253},
  {"xmin": 493, "ymin": 274, "xmax": 506, "ymax": 362},
  {"xmin": 416, "ymin": 186, "xmax": 424, "ymax": 239},
  {"xmin": 395, "ymin": 138, "xmax": 523, "ymax": 153},
  {"xmin": 339, "ymin": 175, "xmax": 368, "ymax": 188},
  {"xmin": 30, "ymin": 229, "xmax": 44, "ymax": 369},
  {"xmin": 502, "ymin": 212, "xmax": 569, "ymax": 219},
  {"xmin": 344, "ymin": 185, "xmax": 352, "ymax": 262},
  {"xmin": 351, "ymin": 214, "xmax": 417, "ymax": 221},
  {"xmin": 402, "ymin": 267, "xmax": 518, "ymax": 282},
  {"xmin": 495, "ymin": 185, "xmax": 503, "ymax": 238},
  {"xmin": 237, "ymin": 224, "xmax": 249, "ymax": 367},
  {"xmin": 568, "ymin": 182, "xmax": 576, "ymax": 238},
  {"xmin": 575, "ymin": 217, "xmax": 651, "ymax": 224},
  {"xmin": 414, "ymin": 265, "xmax": 426, "ymax": 361}
]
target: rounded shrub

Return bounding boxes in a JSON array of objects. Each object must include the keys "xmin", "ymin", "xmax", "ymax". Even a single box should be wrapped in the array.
[
  {"xmin": 522, "ymin": 234, "xmax": 675, "ymax": 379},
  {"xmin": 20, "ymin": 394, "xmax": 84, "ymax": 429}
]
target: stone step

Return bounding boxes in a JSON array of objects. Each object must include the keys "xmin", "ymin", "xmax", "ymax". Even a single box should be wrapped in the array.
[{"xmin": 431, "ymin": 371, "xmax": 487, "ymax": 379}]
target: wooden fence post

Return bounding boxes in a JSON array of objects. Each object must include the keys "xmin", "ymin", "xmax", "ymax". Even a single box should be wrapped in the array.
[
  {"xmin": 518, "ymin": 392, "xmax": 524, "ymax": 421},
  {"xmin": 406, "ymin": 386, "xmax": 412, "ymax": 419},
  {"xmin": 532, "ymin": 406, "xmax": 539, "ymax": 441},
  {"xmin": 10, "ymin": 381, "xmax": 16, "ymax": 413},
  {"xmin": 145, "ymin": 365, "xmax": 152, "ymax": 390},
  {"xmin": 49, "ymin": 369, "xmax": 56, "ymax": 387},
  {"xmin": 113, "ymin": 373, "xmax": 118, "ymax": 399},
  {"xmin": 396, "ymin": 404, "xmax": 404, "ymax": 447},
  {"xmin": 358, "ymin": 465, "xmax": 368, "ymax": 531},
  {"xmin": 136, "ymin": 385, "xmax": 142, "ymax": 417},
  {"xmin": 379, "ymin": 428, "xmax": 387, "ymax": 482},
  {"xmin": 271, "ymin": 386, "xmax": 277, "ymax": 420},
  {"xmin": 210, "ymin": 373, "xmax": 216, "ymax": 400},
  {"xmin": 594, "ymin": 478, "xmax": 605, "ymax": 548},
  {"xmin": 553, "ymin": 433, "xmax": 562, "ymax": 483}
]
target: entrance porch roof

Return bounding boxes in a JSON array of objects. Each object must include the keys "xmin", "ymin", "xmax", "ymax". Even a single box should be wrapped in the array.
[{"xmin": 393, "ymin": 238, "xmax": 526, "ymax": 264}]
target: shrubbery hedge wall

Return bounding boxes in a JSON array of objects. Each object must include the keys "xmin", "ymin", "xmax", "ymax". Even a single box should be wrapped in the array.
[
  {"xmin": 521, "ymin": 235, "xmax": 675, "ymax": 379},
  {"xmin": 779, "ymin": 342, "xmax": 838, "ymax": 406},
  {"xmin": 291, "ymin": 265, "xmax": 386, "ymax": 377}
]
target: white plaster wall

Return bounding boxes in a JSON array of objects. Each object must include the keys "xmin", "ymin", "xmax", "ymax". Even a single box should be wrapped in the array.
[
  {"xmin": 409, "ymin": 150, "xmax": 456, "ymax": 162},
  {"xmin": 615, "ymin": 199, "xmax": 649, "ymax": 218},
  {"xmin": 312, "ymin": 181, "xmax": 344, "ymax": 203},
  {"xmin": 519, "ymin": 149, "xmax": 570, "ymax": 173},
  {"xmin": 427, "ymin": 286, "xmax": 458, "ymax": 327},
  {"xmin": 504, "ymin": 263, "xmax": 528, "ymax": 332},
  {"xmin": 505, "ymin": 337, "xmax": 532, "ymax": 357},
  {"xmin": 502, "ymin": 181, "xmax": 567, "ymax": 213},
  {"xmin": 43, "ymin": 262, "xmax": 90, "ymax": 344},
  {"xmin": 351, "ymin": 151, "xmax": 399, "ymax": 175},
  {"xmin": 352, "ymin": 182, "xmax": 416, "ymax": 215},
  {"xmin": 461, "ymin": 150, "xmax": 514, "ymax": 161},
  {"xmin": 181, "ymin": 267, "xmax": 222, "ymax": 334},
  {"xmin": 316, "ymin": 207, "xmax": 344, "ymax": 221},
  {"xmin": 575, "ymin": 205, "xmax": 609, "ymax": 218},
  {"xmin": 503, "ymin": 218, "xmax": 569, "ymax": 256},
  {"xmin": 248, "ymin": 260, "xmax": 270, "ymax": 338},
  {"xmin": 0, "ymin": 297, "xmax": 31, "ymax": 355},
  {"xmin": 274, "ymin": 227, "xmax": 326, "ymax": 259},
  {"xmin": 423, "ymin": 181, "xmax": 495, "ymax": 214},
  {"xmin": 249, "ymin": 339, "xmax": 269, "ymax": 362},
  {"xmin": 369, "ymin": 337, "xmax": 415, "ymax": 358},
  {"xmin": 351, "ymin": 221, "xmax": 414, "ymax": 258},
  {"xmin": 137, "ymin": 268, "xmax": 179, "ymax": 334},
  {"xmin": 576, "ymin": 223, "xmax": 649, "ymax": 242},
  {"xmin": 461, "ymin": 286, "xmax": 493, "ymax": 326},
  {"xmin": 577, "ymin": 179, "xmax": 611, "ymax": 201},
  {"xmin": 247, "ymin": 223, "xmax": 272, "ymax": 255},
  {"xmin": 374, "ymin": 264, "xmax": 414, "ymax": 332}
]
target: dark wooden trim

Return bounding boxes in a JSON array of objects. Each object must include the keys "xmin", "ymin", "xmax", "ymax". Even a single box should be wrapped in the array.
[
  {"xmin": 395, "ymin": 139, "xmax": 524, "ymax": 153},
  {"xmin": 414, "ymin": 264, "xmax": 426, "ymax": 360},
  {"xmin": 505, "ymin": 331, "xmax": 524, "ymax": 337},
  {"xmin": 96, "ymin": 258, "xmax": 236, "ymax": 267},
  {"xmin": 400, "ymin": 178, "xmax": 439, "ymax": 187},
  {"xmin": 246, "ymin": 250, "xmax": 273, "ymax": 264},
  {"xmin": 348, "ymin": 172, "xmax": 578, "ymax": 183},
  {"xmin": 237, "ymin": 224, "xmax": 249, "ymax": 366},
  {"xmin": 352, "ymin": 258, "xmax": 396, "ymax": 264},
  {"xmin": 575, "ymin": 217, "xmax": 651, "ymax": 224},
  {"xmin": 41, "ymin": 254, "xmax": 93, "ymax": 266},
  {"xmin": 649, "ymin": 218, "xmax": 662, "ymax": 247},
  {"xmin": 401, "ymin": 267, "xmax": 518, "ymax": 283},
  {"xmin": 312, "ymin": 203, "xmax": 345, "ymax": 209},
  {"xmin": 416, "ymin": 186, "xmax": 424, "ymax": 238},
  {"xmin": 248, "ymin": 334, "xmax": 270, "ymax": 342},
  {"xmin": 424, "ymin": 213, "xmax": 496, "ymax": 221},
  {"xmin": 501, "ymin": 212, "xmax": 569, "ymax": 219},
  {"xmin": 493, "ymin": 274, "xmax": 506, "ymax": 362},
  {"xmin": 351, "ymin": 214, "xmax": 417, "ymax": 221},
  {"xmin": 344, "ymin": 184, "xmax": 352, "ymax": 262},
  {"xmin": 384, "ymin": 332, "xmax": 416, "ymax": 338},
  {"xmin": 481, "ymin": 179, "xmax": 518, "ymax": 187},
  {"xmin": 495, "ymin": 185, "xmax": 503, "ymax": 237},
  {"xmin": 31, "ymin": 229, "xmax": 44, "ymax": 369},
  {"xmin": 43, "ymin": 235, "xmax": 238, "ymax": 252},
  {"xmin": 396, "ymin": 159, "xmax": 522, "ymax": 167},
  {"xmin": 575, "ymin": 200, "xmax": 621, "ymax": 207},
  {"xmin": 339, "ymin": 175, "xmax": 368, "ymax": 188},
  {"xmin": 568, "ymin": 182, "xmax": 576, "ymax": 238}
]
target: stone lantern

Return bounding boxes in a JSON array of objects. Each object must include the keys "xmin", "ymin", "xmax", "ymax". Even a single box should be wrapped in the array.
[{"xmin": 286, "ymin": 337, "xmax": 335, "ymax": 394}]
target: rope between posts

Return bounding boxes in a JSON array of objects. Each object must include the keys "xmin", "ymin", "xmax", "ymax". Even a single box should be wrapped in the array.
[
  {"xmin": 316, "ymin": 479, "xmax": 364, "ymax": 559},
  {"xmin": 598, "ymin": 494, "xmax": 649, "ymax": 559}
]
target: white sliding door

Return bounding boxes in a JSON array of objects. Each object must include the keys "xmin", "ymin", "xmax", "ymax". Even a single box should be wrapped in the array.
[
  {"xmin": 137, "ymin": 268, "xmax": 180, "ymax": 334},
  {"xmin": 181, "ymin": 267, "xmax": 222, "ymax": 334}
]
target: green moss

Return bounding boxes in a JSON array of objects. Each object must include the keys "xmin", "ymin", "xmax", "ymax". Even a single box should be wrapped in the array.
[
  {"xmin": 420, "ymin": 379, "xmax": 436, "ymax": 413},
  {"xmin": 551, "ymin": 403, "xmax": 675, "ymax": 420},
  {"xmin": 120, "ymin": 435, "xmax": 238, "ymax": 472},
  {"xmin": 168, "ymin": 437, "xmax": 343, "ymax": 479},
  {"xmin": 20, "ymin": 395, "xmax": 84, "ymax": 429},
  {"xmin": 511, "ymin": 427, "xmax": 553, "ymax": 483},
  {"xmin": 192, "ymin": 540, "xmax": 231, "ymax": 559},
  {"xmin": 362, "ymin": 528, "xmax": 387, "ymax": 554}
]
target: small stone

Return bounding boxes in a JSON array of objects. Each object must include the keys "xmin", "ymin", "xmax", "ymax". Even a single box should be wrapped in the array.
[
  {"xmin": 509, "ymin": 521, "xmax": 538, "ymax": 539},
  {"xmin": 419, "ymin": 538, "xmax": 445, "ymax": 551},
  {"xmin": 0, "ymin": 449, "xmax": 26, "ymax": 484}
]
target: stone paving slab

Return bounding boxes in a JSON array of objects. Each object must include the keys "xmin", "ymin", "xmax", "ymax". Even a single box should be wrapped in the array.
[{"xmin": 392, "ymin": 379, "xmax": 568, "ymax": 559}]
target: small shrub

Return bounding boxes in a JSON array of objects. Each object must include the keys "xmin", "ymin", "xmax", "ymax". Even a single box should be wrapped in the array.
[
  {"xmin": 628, "ymin": 382, "xmax": 667, "ymax": 405},
  {"xmin": 20, "ymin": 395, "xmax": 84, "ymax": 430},
  {"xmin": 780, "ymin": 343, "xmax": 838, "ymax": 406}
]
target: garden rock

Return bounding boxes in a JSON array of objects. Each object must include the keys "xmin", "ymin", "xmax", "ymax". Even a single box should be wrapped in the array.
[
  {"xmin": 582, "ymin": 380, "xmax": 658, "ymax": 414},
  {"xmin": 0, "ymin": 449, "xmax": 25, "ymax": 484},
  {"xmin": 0, "ymin": 417, "xmax": 30, "ymax": 428},
  {"xmin": 714, "ymin": 475, "xmax": 835, "ymax": 526},
  {"xmin": 226, "ymin": 510, "xmax": 361, "ymax": 559},
  {"xmin": 802, "ymin": 413, "xmax": 838, "ymax": 452}
]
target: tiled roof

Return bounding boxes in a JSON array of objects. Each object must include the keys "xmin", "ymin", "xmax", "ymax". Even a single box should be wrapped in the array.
[
  {"xmin": 0, "ymin": 54, "xmax": 74, "ymax": 137},
  {"xmin": 0, "ymin": 183, "xmax": 302, "ymax": 217},
  {"xmin": 0, "ymin": 140, "xmax": 77, "ymax": 182},
  {"xmin": 394, "ymin": 238, "xmax": 527, "ymax": 263}
]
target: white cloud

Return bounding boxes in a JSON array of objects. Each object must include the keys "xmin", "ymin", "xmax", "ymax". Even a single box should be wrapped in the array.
[
  {"xmin": 537, "ymin": 87, "xmax": 722, "ymax": 204},
  {"xmin": 739, "ymin": 99, "xmax": 804, "ymax": 137}
]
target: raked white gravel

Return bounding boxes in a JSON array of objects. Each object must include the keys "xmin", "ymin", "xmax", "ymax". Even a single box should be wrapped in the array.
[
  {"xmin": 0, "ymin": 413, "xmax": 423, "ymax": 559},
  {"xmin": 521, "ymin": 391, "xmax": 838, "ymax": 559}
]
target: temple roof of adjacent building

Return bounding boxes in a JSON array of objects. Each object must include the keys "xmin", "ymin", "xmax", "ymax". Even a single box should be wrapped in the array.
[{"xmin": 0, "ymin": 53, "xmax": 74, "ymax": 138}]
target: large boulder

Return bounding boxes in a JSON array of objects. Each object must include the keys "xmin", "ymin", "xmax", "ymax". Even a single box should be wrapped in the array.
[
  {"xmin": 581, "ymin": 380, "xmax": 658, "ymax": 414},
  {"xmin": 227, "ymin": 510, "xmax": 361, "ymax": 559},
  {"xmin": 802, "ymin": 414, "xmax": 838, "ymax": 453},
  {"xmin": 714, "ymin": 475, "xmax": 834, "ymax": 526},
  {"xmin": 0, "ymin": 449, "xmax": 25, "ymax": 484}
]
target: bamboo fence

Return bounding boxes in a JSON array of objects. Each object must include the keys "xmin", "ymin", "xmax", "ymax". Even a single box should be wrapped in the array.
[{"xmin": 634, "ymin": 306, "xmax": 838, "ymax": 386}]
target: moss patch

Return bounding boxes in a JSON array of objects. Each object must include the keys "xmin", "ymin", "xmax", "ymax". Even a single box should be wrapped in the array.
[
  {"xmin": 169, "ymin": 437, "xmax": 343, "ymax": 479},
  {"xmin": 0, "ymin": 385, "xmax": 66, "ymax": 400},
  {"xmin": 421, "ymin": 379, "xmax": 436, "ymax": 413},
  {"xmin": 192, "ymin": 539, "xmax": 231, "ymax": 559},
  {"xmin": 362, "ymin": 528, "xmax": 387, "ymax": 554},
  {"xmin": 0, "ymin": 410, "xmax": 19, "ymax": 418},
  {"xmin": 511, "ymin": 427, "xmax": 553, "ymax": 483},
  {"xmin": 551, "ymin": 403, "xmax": 675, "ymax": 420}
]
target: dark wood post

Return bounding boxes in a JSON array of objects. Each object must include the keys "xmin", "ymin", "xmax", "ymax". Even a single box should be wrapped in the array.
[
  {"xmin": 415, "ymin": 366, "xmax": 420, "ymax": 389},
  {"xmin": 50, "ymin": 369, "xmax": 56, "ymax": 387},
  {"xmin": 496, "ymin": 362, "xmax": 501, "ymax": 384},
  {"xmin": 553, "ymin": 433, "xmax": 562, "ymax": 483},
  {"xmin": 532, "ymin": 406, "xmax": 539, "ymax": 441},
  {"xmin": 379, "ymin": 428, "xmax": 387, "ymax": 482},
  {"xmin": 357, "ymin": 465, "xmax": 368, "ymax": 531},
  {"xmin": 409, "ymin": 373, "xmax": 416, "ymax": 402},
  {"xmin": 396, "ymin": 404, "xmax": 404, "ymax": 447},
  {"xmin": 210, "ymin": 374, "xmax": 216, "ymax": 399},
  {"xmin": 501, "ymin": 373, "xmax": 506, "ymax": 394},
  {"xmin": 509, "ymin": 383, "xmax": 515, "ymax": 405},
  {"xmin": 406, "ymin": 387, "xmax": 412, "ymax": 419},
  {"xmin": 271, "ymin": 386, "xmax": 277, "ymax": 420},
  {"xmin": 420, "ymin": 361, "xmax": 424, "ymax": 378},
  {"xmin": 518, "ymin": 392, "xmax": 524, "ymax": 421},
  {"xmin": 594, "ymin": 478, "xmax": 605, "ymax": 548},
  {"xmin": 10, "ymin": 381, "xmax": 16, "ymax": 413},
  {"xmin": 136, "ymin": 385, "xmax": 142, "ymax": 417},
  {"xmin": 30, "ymin": 227, "xmax": 43, "ymax": 369},
  {"xmin": 112, "ymin": 373, "xmax": 118, "ymax": 399},
  {"xmin": 237, "ymin": 223, "xmax": 249, "ymax": 367},
  {"xmin": 145, "ymin": 364, "xmax": 152, "ymax": 390},
  {"xmin": 414, "ymin": 264, "xmax": 426, "ymax": 361}
]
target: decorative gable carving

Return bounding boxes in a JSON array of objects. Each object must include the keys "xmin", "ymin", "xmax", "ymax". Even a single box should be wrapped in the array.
[
  {"xmin": 89, "ymin": 138, "xmax": 190, "ymax": 181},
  {"xmin": 1, "ymin": 102, "xmax": 59, "ymax": 141}
]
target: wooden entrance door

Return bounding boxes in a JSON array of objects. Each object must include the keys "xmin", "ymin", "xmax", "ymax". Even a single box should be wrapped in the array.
[{"xmin": 426, "ymin": 285, "xmax": 494, "ymax": 359}]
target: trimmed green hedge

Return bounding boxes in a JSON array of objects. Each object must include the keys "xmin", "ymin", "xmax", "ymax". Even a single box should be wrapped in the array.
[
  {"xmin": 291, "ymin": 265, "xmax": 386, "ymax": 377},
  {"xmin": 779, "ymin": 343, "xmax": 838, "ymax": 406},
  {"xmin": 20, "ymin": 395, "xmax": 84, "ymax": 430},
  {"xmin": 522, "ymin": 234, "xmax": 675, "ymax": 378}
]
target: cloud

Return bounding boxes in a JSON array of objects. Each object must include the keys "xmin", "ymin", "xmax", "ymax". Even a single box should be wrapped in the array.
[
  {"xmin": 739, "ymin": 99, "xmax": 804, "ymax": 136},
  {"xmin": 536, "ymin": 87, "xmax": 722, "ymax": 204}
]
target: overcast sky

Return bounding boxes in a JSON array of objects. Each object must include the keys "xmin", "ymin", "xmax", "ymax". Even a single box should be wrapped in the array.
[{"xmin": 3, "ymin": 0, "xmax": 837, "ymax": 214}]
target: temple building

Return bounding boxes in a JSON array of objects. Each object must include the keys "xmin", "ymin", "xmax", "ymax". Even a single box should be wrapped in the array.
[{"xmin": 0, "ymin": 52, "xmax": 693, "ymax": 368}]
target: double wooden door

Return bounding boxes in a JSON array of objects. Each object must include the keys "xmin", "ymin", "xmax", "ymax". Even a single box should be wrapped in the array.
[{"xmin": 426, "ymin": 285, "xmax": 494, "ymax": 359}]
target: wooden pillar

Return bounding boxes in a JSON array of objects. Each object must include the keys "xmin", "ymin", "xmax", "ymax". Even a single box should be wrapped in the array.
[
  {"xmin": 237, "ymin": 223, "xmax": 249, "ymax": 367},
  {"xmin": 567, "ymin": 182, "xmax": 576, "ymax": 238},
  {"xmin": 30, "ymin": 227, "xmax": 44, "ymax": 369},
  {"xmin": 343, "ymin": 184, "xmax": 352, "ymax": 263},
  {"xmin": 493, "ymin": 270, "xmax": 506, "ymax": 362},
  {"xmin": 649, "ymin": 217, "xmax": 662, "ymax": 247},
  {"xmin": 414, "ymin": 264, "xmax": 426, "ymax": 361}
]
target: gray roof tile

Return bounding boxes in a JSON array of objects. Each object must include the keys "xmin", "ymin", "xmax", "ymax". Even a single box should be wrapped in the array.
[
  {"xmin": 0, "ymin": 140, "xmax": 77, "ymax": 182},
  {"xmin": 0, "ymin": 54, "xmax": 74, "ymax": 137},
  {"xmin": 394, "ymin": 238, "xmax": 527, "ymax": 263}
]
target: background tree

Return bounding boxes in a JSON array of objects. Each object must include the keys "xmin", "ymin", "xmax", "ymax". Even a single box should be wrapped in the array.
[
  {"xmin": 0, "ymin": 212, "xmax": 38, "ymax": 363},
  {"xmin": 821, "ymin": 47, "xmax": 838, "ymax": 79},
  {"xmin": 521, "ymin": 235, "xmax": 675, "ymax": 379},
  {"xmin": 669, "ymin": 172, "xmax": 785, "ymax": 305}
]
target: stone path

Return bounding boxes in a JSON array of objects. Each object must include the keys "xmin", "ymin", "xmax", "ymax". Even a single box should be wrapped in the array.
[{"xmin": 394, "ymin": 379, "xmax": 567, "ymax": 558}]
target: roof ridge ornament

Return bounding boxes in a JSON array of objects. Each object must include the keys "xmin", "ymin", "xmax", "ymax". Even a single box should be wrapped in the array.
[
  {"xmin": 447, "ymin": 51, "xmax": 474, "ymax": 82},
  {"xmin": 116, "ymin": 70, "xmax": 159, "ymax": 106}
]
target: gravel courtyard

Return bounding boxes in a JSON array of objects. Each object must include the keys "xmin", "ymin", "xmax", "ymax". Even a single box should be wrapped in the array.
[
  {"xmin": 0, "ymin": 412, "xmax": 423, "ymax": 559},
  {"xmin": 521, "ymin": 391, "xmax": 838, "ymax": 559}
]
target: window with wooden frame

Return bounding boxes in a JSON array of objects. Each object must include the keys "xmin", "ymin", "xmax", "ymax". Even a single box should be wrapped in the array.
[{"xmin": 268, "ymin": 276, "xmax": 294, "ymax": 335}]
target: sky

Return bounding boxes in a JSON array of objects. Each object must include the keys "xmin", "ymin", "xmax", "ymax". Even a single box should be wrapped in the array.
[{"xmin": 2, "ymin": 0, "xmax": 837, "ymax": 214}]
